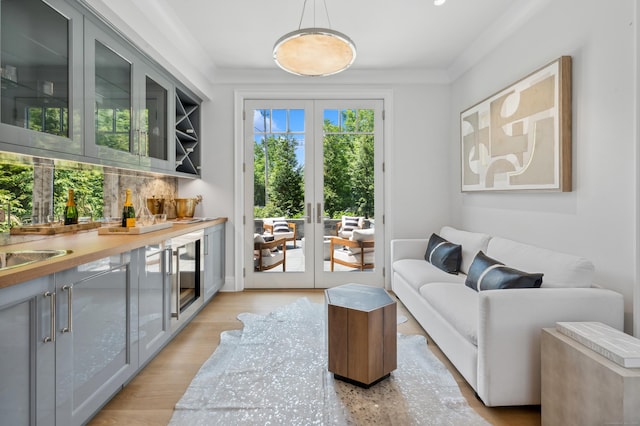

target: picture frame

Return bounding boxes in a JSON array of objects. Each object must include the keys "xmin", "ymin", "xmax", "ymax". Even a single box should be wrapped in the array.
[{"xmin": 460, "ymin": 56, "xmax": 572, "ymax": 192}]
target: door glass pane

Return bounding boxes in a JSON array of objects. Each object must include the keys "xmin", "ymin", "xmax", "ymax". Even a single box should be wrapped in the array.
[
  {"xmin": 1, "ymin": 0, "xmax": 69, "ymax": 136},
  {"xmin": 324, "ymin": 109, "xmax": 375, "ymax": 272},
  {"xmin": 94, "ymin": 41, "xmax": 131, "ymax": 152},
  {"xmin": 252, "ymin": 108, "xmax": 305, "ymax": 273},
  {"xmin": 143, "ymin": 76, "xmax": 168, "ymax": 160}
]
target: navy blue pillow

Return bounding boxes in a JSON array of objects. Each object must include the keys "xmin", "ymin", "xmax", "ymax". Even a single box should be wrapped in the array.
[
  {"xmin": 465, "ymin": 251, "xmax": 543, "ymax": 291},
  {"xmin": 425, "ymin": 233, "xmax": 462, "ymax": 274}
]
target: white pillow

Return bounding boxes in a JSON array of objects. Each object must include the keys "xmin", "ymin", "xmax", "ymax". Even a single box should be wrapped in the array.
[{"xmin": 351, "ymin": 228, "xmax": 374, "ymax": 242}]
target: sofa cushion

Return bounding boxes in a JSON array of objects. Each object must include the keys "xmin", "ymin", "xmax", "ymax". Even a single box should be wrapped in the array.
[
  {"xmin": 425, "ymin": 233, "xmax": 462, "ymax": 274},
  {"xmin": 440, "ymin": 226, "xmax": 491, "ymax": 275},
  {"xmin": 420, "ymin": 282, "xmax": 479, "ymax": 345},
  {"xmin": 465, "ymin": 251, "xmax": 543, "ymax": 291},
  {"xmin": 393, "ymin": 259, "xmax": 465, "ymax": 291},
  {"xmin": 487, "ymin": 236, "xmax": 594, "ymax": 288}
]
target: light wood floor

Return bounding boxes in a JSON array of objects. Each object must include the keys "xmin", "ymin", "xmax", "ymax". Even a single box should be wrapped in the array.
[{"xmin": 88, "ymin": 290, "xmax": 541, "ymax": 425}]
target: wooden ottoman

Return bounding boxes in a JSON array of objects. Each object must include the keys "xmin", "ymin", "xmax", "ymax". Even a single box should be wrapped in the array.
[{"xmin": 325, "ymin": 283, "xmax": 397, "ymax": 387}]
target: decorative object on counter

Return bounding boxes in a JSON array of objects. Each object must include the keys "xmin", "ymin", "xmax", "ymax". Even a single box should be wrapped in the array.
[
  {"xmin": 63, "ymin": 189, "xmax": 78, "ymax": 225},
  {"xmin": 146, "ymin": 196, "xmax": 165, "ymax": 215},
  {"xmin": 99, "ymin": 217, "xmax": 121, "ymax": 227},
  {"xmin": 121, "ymin": 189, "xmax": 136, "ymax": 228},
  {"xmin": 175, "ymin": 195, "xmax": 202, "ymax": 219},
  {"xmin": 164, "ymin": 198, "xmax": 177, "ymax": 219},
  {"xmin": 97, "ymin": 221, "xmax": 173, "ymax": 235},
  {"xmin": 10, "ymin": 221, "xmax": 100, "ymax": 235}
]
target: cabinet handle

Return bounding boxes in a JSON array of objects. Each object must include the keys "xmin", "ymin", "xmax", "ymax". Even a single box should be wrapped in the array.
[
  {"xmin": 317, "ymin": 203, "xmax": 322, "ymax": 224},
  {"xmin": 43, "ymin": 291, "xmax": 55, "ymax": 343},
  {"xmin": 171, "ymin": 249, "xmax": 180, "ymax": 320},
  {"xmin": 61, "ymin": 285, "xmax": 73, "ymax": 333},
  {"xmin": 204, "ymin": 234, "xmax": 209, "ymax": 256},
  {"xmin": 166, "ymin": 247, "xmax": 173, "ymax": 276}
]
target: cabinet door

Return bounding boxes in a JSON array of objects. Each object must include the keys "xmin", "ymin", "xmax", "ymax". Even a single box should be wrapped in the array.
[
  {"xmin": 139, "ymin": 244, "xmax": 171, "ymax": 365},
  {"xmin": 0, "ymin": 276, "xmax": 55, "ymax": 426},
  {"xmin": 137, "ymin": 65, "xmax": 174, "ymax": 172},
  {"xmin": 0, "ymin": 0, "xmax": 83, "ymax": 156},
  {"xmin": 84, "ymin": 22, "xmax": 137, "ymax": 166},
  {"xmin": 204, "ymin": 223, "xmax": 225, "ymax": 301},
  {"xmin": 55, "ymin": 252, "xmax": 138, "ymax": 426}
]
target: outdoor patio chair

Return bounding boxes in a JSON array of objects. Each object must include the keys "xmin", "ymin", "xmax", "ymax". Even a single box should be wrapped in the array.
[
  {"xmin": 254, "ymin": 234, "xmax": 287, "ymax": 271},
  {"xmin": 263, "ymin": 217, "xmax": 297, "ymax": 248},
  {"xmin": 330, "ymin": 228, "xmax": 374, "ymax": 271}
]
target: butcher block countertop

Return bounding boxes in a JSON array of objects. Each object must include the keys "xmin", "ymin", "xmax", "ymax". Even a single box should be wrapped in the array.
[{"xmin": 0, "ymin": 217, "xmax": 227, "ymax": 289}]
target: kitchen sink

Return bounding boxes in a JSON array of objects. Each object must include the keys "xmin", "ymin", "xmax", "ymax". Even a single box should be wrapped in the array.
[{"xmin": 0, "ymin": 249, "xmax": 72, "ymax": 270}]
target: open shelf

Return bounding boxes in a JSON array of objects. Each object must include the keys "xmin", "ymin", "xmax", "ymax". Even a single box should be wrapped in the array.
[{"xmin": 175, "ymin": 88, "xmax": 200, "ymax": 176}]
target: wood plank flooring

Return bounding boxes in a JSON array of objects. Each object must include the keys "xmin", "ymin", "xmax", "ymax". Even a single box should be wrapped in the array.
[{"xmin": 88, "ymin": 290, "xmax": 541, "ymax": 425}]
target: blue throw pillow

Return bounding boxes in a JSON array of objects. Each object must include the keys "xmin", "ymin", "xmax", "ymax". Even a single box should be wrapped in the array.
[
  {"xmin": 425, "ymin": 233, "xmax": 462, "ymax": 274},
  {"xmin": 465, "ymin": 251, "xmax": 543, "ymax": 291}
]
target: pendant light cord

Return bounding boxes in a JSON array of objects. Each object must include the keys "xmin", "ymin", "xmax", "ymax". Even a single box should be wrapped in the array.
[{"xmin": 297, "ymin": 0, "xmax": 332, "ymax": 29}]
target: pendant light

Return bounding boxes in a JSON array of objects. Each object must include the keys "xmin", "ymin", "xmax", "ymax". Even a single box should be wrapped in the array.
[{"xmin": 273, "ymin": 0, "xmax": 357, "ymax": 77}]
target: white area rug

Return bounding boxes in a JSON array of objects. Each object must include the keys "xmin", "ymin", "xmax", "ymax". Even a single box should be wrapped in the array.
[{"xmin": 169, "ymin": 298, "xmax": 489, "ymax": 425}]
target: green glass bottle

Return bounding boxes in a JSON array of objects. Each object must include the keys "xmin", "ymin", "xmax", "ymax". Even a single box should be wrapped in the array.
[
  {"xmin": 122, "ymin": 189, "xmax": 136, "ymax": 228},
  {"xmin": 63, "ymin": 189, "xmax": 78, "ymax": 225}
]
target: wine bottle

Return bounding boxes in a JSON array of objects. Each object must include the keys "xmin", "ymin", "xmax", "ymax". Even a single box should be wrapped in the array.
[
  {"xmin": 122, "ymin": 189, "xmax": 136, "ymax": 228},
  {"xmin": 63, "ymin": 189, "xmax": 78, "ymax": 225}
]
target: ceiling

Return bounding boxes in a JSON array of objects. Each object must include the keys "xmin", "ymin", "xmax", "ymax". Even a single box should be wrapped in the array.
[{"xmin": 84, "ymin": 0, "xmax": 544, "ymax": 91}]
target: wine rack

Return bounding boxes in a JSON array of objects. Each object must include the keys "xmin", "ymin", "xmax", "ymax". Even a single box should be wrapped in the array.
[{"xmin": 175, "ymin": 88, "xmax": 200, "ymax": 175}]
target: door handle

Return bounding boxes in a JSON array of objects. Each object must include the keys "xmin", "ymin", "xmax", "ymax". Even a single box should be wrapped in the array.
[
  {"xmin": 304, "ymin": 203, "xmax": 312, "ymax": 224},
  {"xmin": 317, "ymin": 203, "xmax": 322, "ymax": 224},
  {"xmin": 61, "ymin": 285, "xmax": 73, "ymax": 333},
  {"xmin": 43, "ymin": 291, "xmax": 55, "ymax": 343}
]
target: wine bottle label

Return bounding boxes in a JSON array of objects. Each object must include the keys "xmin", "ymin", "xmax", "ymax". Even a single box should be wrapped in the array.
[{"xmin": 126, "ymin": 217, "xmax": 136, "ymax": 227}]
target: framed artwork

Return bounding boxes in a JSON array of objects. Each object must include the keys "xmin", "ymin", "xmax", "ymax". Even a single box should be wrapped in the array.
[{"xmin": 460, "ymin": 56, "xmax": 572, "ymax": 192}]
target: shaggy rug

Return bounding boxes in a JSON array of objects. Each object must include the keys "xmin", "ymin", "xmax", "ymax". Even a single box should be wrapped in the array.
[{"xmin": 169, "ymin": 298, "xmax": 489, "ymax": 425}]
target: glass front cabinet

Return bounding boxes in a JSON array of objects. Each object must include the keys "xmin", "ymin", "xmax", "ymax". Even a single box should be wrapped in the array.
[
  {"xmin": 84, "ymin": 21, "xmax": 174, "ymax": 172},
  {"xmin": 0, "ymin": 0, "xmax": 83, "ymax": 156},
  {"xmin": 0, "ymin": 0, "xmax": 198, "ymax": 175}
]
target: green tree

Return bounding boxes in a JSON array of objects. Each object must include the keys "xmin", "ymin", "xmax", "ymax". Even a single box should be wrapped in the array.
[
  {"xmin": 0, "ymin": 164, "xmax": 34, "ymax": 231},
  {"xmin": 267, "ymin": 135, "xmax": 303, "ymax": 217},
  {"xmin": 53, "ymin": 168, "xmax": 104, "ymax": 219},
  {"xmin": 322, "ymin": 109, "xmax": 375, "ymax": 218}
]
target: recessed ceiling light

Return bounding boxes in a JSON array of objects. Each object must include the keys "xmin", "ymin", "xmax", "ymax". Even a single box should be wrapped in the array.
[{"xmin": 434, "ymin": 0, "xmax": 446, "ymax": 5}]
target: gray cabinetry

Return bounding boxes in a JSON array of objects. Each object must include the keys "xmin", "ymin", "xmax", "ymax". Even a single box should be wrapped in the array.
[
  {"xmin": 138, "ymin": 243, "xmax": 171, "ymax": 365},
  {"xmin": 54, "ymin": 251, "xmax": 138, "ymax": 426},
  {"xmin": 0, "ymin": 0, "xmax": 83, "ymax": 157},
  {"xmin": 84, "ymin": 20, "xmax": 174, "ymax": 172},
  {"xmin": 204, "ymin": 222, "xmax": 225, "ymax": 301},
  {"xmin": 0, "ymin": 276, "xmax": 55, "ymax": 426}
]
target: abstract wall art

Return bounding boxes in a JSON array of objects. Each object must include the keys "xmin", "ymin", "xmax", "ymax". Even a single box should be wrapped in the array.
[{"xmin": 460, "ymin": 56, "xmax": 572, "ymax": 192}]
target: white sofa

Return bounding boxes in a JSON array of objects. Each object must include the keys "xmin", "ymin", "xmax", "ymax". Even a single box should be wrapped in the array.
[{"xmin": 391, "ymin": 226, "xmax": 624, "ymax": 407}]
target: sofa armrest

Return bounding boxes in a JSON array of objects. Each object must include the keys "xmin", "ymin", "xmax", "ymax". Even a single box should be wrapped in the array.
[
  {"xmin": 390, "ymin": 239, "xmax": 429, "ymax": 263},
  {"xmin": 476, "ymin": 287, "xmax": 624, "ymax": 406}
]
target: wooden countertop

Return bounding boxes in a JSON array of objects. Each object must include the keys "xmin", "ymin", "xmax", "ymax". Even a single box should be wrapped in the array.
[{"xmin": 0, "ymin": 217, "xmax": 227, "ymax": 288}]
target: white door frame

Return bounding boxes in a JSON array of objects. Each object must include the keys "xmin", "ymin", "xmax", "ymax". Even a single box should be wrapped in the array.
[{"xmin": 233, "ymin": 88, "xmax": 394, "ymax": 291}]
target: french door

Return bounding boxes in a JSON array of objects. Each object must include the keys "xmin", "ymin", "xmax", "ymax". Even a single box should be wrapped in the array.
[{"xmin": 244, "ymin": 99, "xmax": 384, "ymax": 289}]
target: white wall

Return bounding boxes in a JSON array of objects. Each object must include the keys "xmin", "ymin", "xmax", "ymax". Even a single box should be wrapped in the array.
[{"xmin": 450, "ymin": 0, "xmax": 637, "ymax": 331}]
